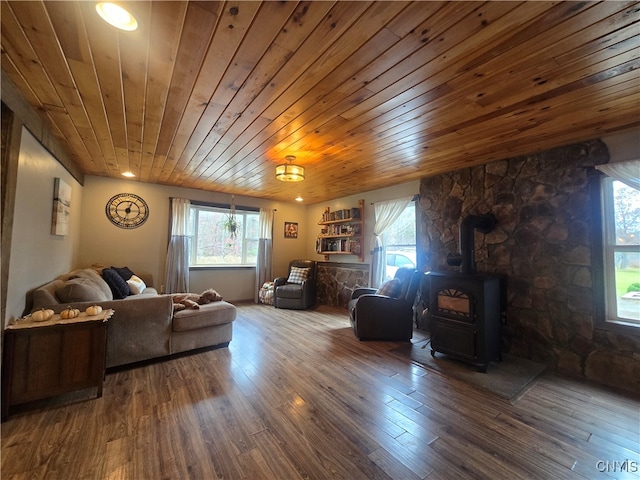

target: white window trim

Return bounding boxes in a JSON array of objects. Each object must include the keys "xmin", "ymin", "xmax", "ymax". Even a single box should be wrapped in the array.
[
  {"xmin": 189, "ymin": 204, "xmax": 259, "ymax": 267},
  {"xmin": 601, "ymin": 177, "xmax": 640, "ymax": 328}
]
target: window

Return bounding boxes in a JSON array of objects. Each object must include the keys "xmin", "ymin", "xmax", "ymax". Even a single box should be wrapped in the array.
[
  {"xmin": 602, "ymin": 177, "xmax": 640, "ymax": 325},
  {"xmin": 189, "ymin": 204, "xmax": 259, "ymax": 266},
  {"xmin": 383, "ymin": 201, "xmax": 417, "ymax": 280}
]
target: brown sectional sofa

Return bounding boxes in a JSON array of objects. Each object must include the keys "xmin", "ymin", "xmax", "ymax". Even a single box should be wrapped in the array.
[{"xmin": 30, "ymin": 267, "xmax": 236, "ymax": 368}]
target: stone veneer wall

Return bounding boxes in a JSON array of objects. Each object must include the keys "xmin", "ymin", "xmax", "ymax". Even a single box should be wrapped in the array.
[
  {"xmin": 316, "ymin": 262, "xmax": 369, "ymax": 308},
  {"xmin": 418, "ymin": 139, "xmax": 640, "ymax": 393}
]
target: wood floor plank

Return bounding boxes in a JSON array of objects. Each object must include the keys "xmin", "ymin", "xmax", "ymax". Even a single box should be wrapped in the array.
[
  {"xmin": 1, "ymin": 303, "xmax": 638, "ymax": 479},
  {"xmin": 368, "ymin": 446, "xmax": 423, "ymax": 480},
  {"xmin": 250, "ymin": 428, "xmax": 309, "ymax": 480}
]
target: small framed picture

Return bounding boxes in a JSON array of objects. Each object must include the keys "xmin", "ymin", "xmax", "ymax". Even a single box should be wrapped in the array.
[{"xmin": 284, "ymin": 221, "xmax": 298, "ymax": 239}]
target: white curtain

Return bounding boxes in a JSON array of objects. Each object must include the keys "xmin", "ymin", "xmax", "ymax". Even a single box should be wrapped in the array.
[
  {"xmin": 164, "ymin": 198, "xmax": 191, "ymax": 293},
  {"xmin": 254, "ymin": 208, "xmax": 274, "ymax": 303},
  {"xmin": 370, "ymin": 196, "xmax": 413, "ymax": 288},
  {"xmin": 596, "ymin": 159, "xmax": 640, "ymax": 190}
]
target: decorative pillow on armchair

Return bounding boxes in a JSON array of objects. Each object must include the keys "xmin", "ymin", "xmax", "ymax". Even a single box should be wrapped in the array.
[
  {"xmin": 287, "ymin": 266, "xmax": 310, "ymax": 284},
  {"xmin": 375, "ymin": 278, "xmax": 402, "ymax": 298}
]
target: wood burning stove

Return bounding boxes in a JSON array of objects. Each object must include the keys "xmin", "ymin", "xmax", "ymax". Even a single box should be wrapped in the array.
[
  {"xmin": 425, "ymin": 213, "xmax": 505, "ymax": 372},
  {"xmin": 427, "ymin": 271, "xmax": 504, "ymax": 372}
]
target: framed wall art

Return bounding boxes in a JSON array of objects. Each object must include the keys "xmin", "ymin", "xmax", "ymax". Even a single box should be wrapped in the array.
[
  {"xmin": 284, "ymin": 221, "xmax": 298, "ymax": 239},
  {"xmin": 51, "ymin": 177, "xmax": 71, "ymax": 236}
]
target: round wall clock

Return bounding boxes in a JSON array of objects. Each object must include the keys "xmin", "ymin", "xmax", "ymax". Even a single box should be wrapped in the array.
[{"xmin": 105, "ymin": 193, "xmax": 149, "ymax": 229}]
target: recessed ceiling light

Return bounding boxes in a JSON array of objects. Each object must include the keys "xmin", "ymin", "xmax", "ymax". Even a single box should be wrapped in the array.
[
  {"xmin": 295, "ymin": 196, "xmax": 303, "ymax": 202},
  {"xmin": 95, "ymin": 2, "xmax": 138, "ymax": 31},
  {"xmin": 121, "ymin": 171, "xmax": 135, "ymax": 177}
]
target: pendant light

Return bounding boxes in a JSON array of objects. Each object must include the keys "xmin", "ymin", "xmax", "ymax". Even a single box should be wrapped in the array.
[{"xmin": 275, "ymin": 156, "xmax": 305, "ymax": 182}]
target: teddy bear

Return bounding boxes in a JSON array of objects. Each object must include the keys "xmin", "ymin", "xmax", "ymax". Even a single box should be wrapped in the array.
[{"xmin": 172, "ymin": 288, "xmax": 223, "ymax": 312}]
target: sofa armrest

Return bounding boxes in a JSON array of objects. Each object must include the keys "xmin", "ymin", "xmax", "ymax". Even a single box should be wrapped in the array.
[
  {"xmin": 274, "ymin": 277, "xmax": 287, "ymax": 288},
  {"xmin": 353, "ymin": 294, "xmax": 409, "ymax": 313},
  {"xmin": 106, "ymin": 295, "xmax": 174, "ymax": 368}
]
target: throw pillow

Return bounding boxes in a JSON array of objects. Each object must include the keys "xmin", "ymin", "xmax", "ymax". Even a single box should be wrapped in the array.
[
  {"xmin": 287, "ymin": 266, "xmax": 310, "ymax": 285},
  {"xmin": 111, "ymin": 266, "xmax": 136, "ymax": 281},
  {"xmin": 126, "ymin": 275, "xmax": 147, "ymax": 295},
  {"xmin": 72, "ymin": 269, "xmax": 113, "ymax": 300},
  {"xmin": 102, "ymin": 267, "xmax": 130, "ymax": 299},
  {"xmin": 376, "ymin": 278, "xmax": 402, "ymax": 298}
]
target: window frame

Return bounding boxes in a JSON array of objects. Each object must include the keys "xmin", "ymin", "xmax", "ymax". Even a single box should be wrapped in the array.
[
  {"xmin": 188, "ymin": 201, "xmax": 259, "ymax": 268},
  {"xmin": 382, "ymin": 199, "xmax": 418, "ymax": 279},
  {"xmin": 592, "ymin": 172, "xmax": 640, "ymax": 334}
]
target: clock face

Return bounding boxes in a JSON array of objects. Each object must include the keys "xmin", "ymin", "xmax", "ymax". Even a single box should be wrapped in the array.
[{"xmin": 105, "ymin": 193, "xmax": 149, "ymax": 229}]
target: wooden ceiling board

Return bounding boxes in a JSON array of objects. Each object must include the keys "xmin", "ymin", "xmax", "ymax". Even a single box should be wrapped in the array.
[
  {"xmin": 48, "ymin": 4, "xmax": 119, "ymax": 175},
  {"xmin": 169, "ymin": 2, "xmax": 265, "ymax": 183},
  {"xmin": 153, "ymin": 2, "xmax": 220, "ymax": 161},
  {"xmin": 167, "ymin": 2, "xmax": 303, "ymax": 185},
  {"xmin": 138, "ymin": 1, "xmax": 188, "ymax": 183},
  {"xmin": 227, "ymin": 3, "xmax": 401, "ymax": 183},
  {"xmin": 1, "ymin": 3, "xmax": 67, "ymax": 115},
  {"xmin": 1, "ymin": 0, "xmax": 638, "ymax": 204},
  {"xmin": 266, "ymin": 4, "xmax": 558, "ymax": 169}
]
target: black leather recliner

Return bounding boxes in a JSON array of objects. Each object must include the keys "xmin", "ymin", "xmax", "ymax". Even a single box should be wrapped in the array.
[
  {"xmin": 348, "ymin": 267, "xmax": 422, "ymax": 341},
  {"xmin": 274, "ymin": 260, "xmax": 317, "ymax": 310}
]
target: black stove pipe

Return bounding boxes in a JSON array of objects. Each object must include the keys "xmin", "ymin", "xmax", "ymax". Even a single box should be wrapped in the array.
[{"xmin": 448, "ymin": 214, "xmax": 496, "ymax": 274}]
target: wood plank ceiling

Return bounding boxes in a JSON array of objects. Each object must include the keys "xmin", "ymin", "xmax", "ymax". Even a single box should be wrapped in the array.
[{"xmin": 2, "ymin": 1, "xmax": 639, "ymax": 203}]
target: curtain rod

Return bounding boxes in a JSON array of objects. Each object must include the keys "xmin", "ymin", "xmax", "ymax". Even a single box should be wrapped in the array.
[{"xmin": 370, "ymin": 193, "xmax": 419, "ymax": 205}]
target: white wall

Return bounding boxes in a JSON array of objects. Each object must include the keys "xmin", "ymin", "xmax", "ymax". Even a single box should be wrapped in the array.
[
  {"xmin": 79, "ymin": 176, "xmax": 307, "ymax": 301},
  {"xmin": 598, "ymin": 128, "xmax": 639, "ymax": 327},
  {"xmin": 77, "ymin": 176, "xmax": 419, "ymax": 301},
  {"xmin": 602, "ymin": 128, "xmax": 640, "ymax": 163},
  {"xmin": 5, "ymin": 128, "xmax": 83, "ymax": 323}
]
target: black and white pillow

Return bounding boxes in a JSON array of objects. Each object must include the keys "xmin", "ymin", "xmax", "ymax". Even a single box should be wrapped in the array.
[{"xmin": 287, "ymin": 266, "xmax": 310, "ymax": 285}]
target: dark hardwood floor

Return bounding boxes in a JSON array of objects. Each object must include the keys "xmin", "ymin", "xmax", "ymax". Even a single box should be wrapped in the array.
[{"xmin": 2, "ymin": 303, "xmax": 639, "ymax": 479}]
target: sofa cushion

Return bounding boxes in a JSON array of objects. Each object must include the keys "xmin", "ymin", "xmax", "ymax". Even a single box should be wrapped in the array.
[
  {"xmin": 102, "ymin": 267, "xmax": 130, "ymax": 299},
  {"xmin": 275, "ymin": 283, "xmax": 303, "ymax": 299},
  {"xmin": 121, "ymin": 291, "xmax": 158, "ymax": 300},
  {"xmin": 172, "ymin": 301, "xmax": 236, "ymax": 331},
  {"xmin": 56, "ymin": 278, "xmax": 109, "ymax": 303},
  {"xmin": 33, "ymin": 279, "xmax": 66, "ymax": 307}
]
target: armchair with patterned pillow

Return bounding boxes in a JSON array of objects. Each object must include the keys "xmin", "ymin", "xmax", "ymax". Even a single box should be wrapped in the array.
[
  {"xmin": 348, "ymin": 267, "xmax": 422, "ymax": 340},
  {"xmin": 274, "ymin": 260, "xmax": 317, "ymax": 310}
]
